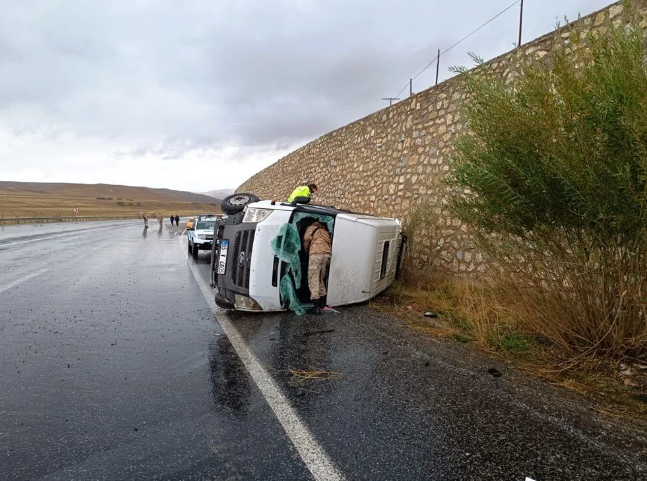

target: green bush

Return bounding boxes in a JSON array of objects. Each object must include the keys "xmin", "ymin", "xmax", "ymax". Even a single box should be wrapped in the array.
[{"xmin": 447, "ymin": 8, "xmax": 647, "ymax": 360}]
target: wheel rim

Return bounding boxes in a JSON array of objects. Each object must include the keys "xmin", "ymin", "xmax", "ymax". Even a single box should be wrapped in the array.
[{"xmin": 228, "ymin": 195, "xmax": 253, "ymax": 206}]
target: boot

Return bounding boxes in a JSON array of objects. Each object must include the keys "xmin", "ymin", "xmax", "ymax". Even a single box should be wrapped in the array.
[{"xmin": 307, "ymin": 300, "xmax": 322, "ymax": 315}]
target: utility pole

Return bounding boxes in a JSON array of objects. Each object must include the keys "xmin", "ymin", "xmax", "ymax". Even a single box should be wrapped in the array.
[
  {"xmin": 518, "ymin": 0, "xmax": 524, "ymax": 47},
  {"xmin": 382, "ymin": 97, "xmax": 400, "ymax": 106},
  {"xmin": 409, "ymin": 79, "xmax": 413, "ymax": 97},
  {"xmin": 435, "ymin": 48, "xmax": 441, "ymax": 86}
]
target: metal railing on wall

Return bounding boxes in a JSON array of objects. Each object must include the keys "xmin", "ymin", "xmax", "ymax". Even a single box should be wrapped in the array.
[
  {"xmin": 0, "ymin": 215, "xmax": 142, "ymax": 225},
  {"xmin": 385, "ymin": 0, "xmax": 524, "ymax": 105}
]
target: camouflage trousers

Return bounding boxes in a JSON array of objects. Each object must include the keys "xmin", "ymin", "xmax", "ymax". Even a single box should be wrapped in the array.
[{"xmin": 308, "ymin": 253, "xmax": 331, "ymax": 300}]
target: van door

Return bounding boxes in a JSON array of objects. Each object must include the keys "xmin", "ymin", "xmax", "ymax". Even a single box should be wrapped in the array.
[{"xmin": 326, "ymin": 216, "xmax": 376, "ymax": 306}]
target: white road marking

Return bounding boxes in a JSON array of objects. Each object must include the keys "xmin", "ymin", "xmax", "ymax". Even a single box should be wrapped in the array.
[
  {"xmin": 0, "ymin": 268, "xmax": 49, "ymax": 294},
  {"xmin": 0, "ymin": 224, "xmax": 126, "ymax": 248},
  {"xmin": 181, "ymin": 237, "xmax": 345, "ymax": 481}
]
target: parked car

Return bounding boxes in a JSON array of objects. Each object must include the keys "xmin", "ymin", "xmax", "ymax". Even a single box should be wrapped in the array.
[
  {"xmin": 188, "ymin": 217, "xmax": 217, "ymax": 258},
  {"xmin": 189, "ymin": 213, "xmax": 222, "ymax": 229},
  {"xmin": 209, "ymin": 193, "xmax": 406, "ymax": 312}
]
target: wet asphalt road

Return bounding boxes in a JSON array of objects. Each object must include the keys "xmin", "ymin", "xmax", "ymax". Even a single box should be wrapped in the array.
[{"xmin": 1, "ymin": 220, "xmax": 646, "ymax": 480}]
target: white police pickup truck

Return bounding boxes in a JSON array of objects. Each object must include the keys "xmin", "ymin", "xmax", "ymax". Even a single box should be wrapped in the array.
[
  {"xmin": 188, "ymin": 216, "xmax": 217, "ymax": 258},
  {"xmin": 209, "ymin": 194, "xmax": 406, "ymax": 313}
]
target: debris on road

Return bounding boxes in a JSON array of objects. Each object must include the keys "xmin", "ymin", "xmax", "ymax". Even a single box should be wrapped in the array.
[
  {"xmin": 288, "ymin": 369, "xmax": 342, "ymax": 385},
  {"xmin": 487, "ymin": 368, "xmax": 502, "ymax": 378}
]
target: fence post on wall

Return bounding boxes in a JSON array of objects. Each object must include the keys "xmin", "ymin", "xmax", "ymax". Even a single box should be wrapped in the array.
[
  {"xmin": 518, "ymin": 0, "xmax": 524, "ymax": 47},
  {"xmin": 435, "ymin": 48, "xmax": 441, "ymax": 86}
]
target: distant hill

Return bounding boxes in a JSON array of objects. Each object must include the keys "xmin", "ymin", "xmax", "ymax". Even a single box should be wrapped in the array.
[
  {"xmin": 201, "ymin": 189, "xmax": 234, "ymax": 199},
  {"xmin": 0, "ymin": 181, "xmax": 221, "ymax": 218},
  {"xmin": 0, "ymin": 181, "xmax": 218, "ymax": 203}
]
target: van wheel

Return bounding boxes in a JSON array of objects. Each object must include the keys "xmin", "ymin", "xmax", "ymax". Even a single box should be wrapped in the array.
[
  {"xmin": 221, "ymin": 193, "xmax": 259, "ymax": 215},
  {"xmin": 192, "ymin": 243, "xmax": 199, "ymax": 258}
]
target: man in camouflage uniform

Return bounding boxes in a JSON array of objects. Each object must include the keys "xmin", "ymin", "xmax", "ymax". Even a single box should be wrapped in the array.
[{"xmin": 302, "ymin": 221, "xmax": 331, "ymax": 315}]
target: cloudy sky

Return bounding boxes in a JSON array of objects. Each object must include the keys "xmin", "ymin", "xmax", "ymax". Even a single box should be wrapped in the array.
[{"xmin": 0, "ymin": 0, "xmax": 612, "ymax": 192}]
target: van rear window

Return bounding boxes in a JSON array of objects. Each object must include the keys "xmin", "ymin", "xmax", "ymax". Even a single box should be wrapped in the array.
[{"xmin": 380, "ymin": 241, "xmax": 390, "ymax": 279}]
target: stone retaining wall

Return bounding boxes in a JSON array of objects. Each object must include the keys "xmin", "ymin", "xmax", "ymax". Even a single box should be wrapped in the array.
[{"xmin": 238, "ymin": 1, "xmax": 647, "ymax": 275}]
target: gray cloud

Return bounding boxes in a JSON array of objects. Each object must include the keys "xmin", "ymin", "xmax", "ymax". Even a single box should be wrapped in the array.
[{"xmin": 0, "ymin": 0, "xmax": 614, "ymax": 190}]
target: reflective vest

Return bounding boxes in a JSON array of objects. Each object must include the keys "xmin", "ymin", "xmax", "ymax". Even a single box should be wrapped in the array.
[{"xmin": 288, "ymin": 185, "xmax": 311, "ymax": 203}]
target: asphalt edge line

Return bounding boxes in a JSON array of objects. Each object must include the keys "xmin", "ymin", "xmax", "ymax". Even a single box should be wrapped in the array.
[
  {"xmin": 180, "ymin": 237, "xmax": 345, "ymax": 481},
  {"xmin": 0, "ymin": 268, "xmax": 49, "ymax": 294}
]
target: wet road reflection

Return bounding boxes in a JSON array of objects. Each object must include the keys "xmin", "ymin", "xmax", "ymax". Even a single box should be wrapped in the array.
[
  {"xmin": 0, "ymin": 221, "xmax": 312, "ymax": 481},
  {"xmin": 209, "ymin": 336, "xmax": 251, "ymax": 415},
  {"xmin": 270, "ymin": 317, "xmax": 333, "ymax": 399},
  {"xmin": 0, "ymin": 221, "xmax": 643, "ymax": 480}
]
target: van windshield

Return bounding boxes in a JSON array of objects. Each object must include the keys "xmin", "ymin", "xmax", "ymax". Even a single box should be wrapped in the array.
[{"xmin": 196, "ymin": 221, "xmax": 215, "ymax": 230}]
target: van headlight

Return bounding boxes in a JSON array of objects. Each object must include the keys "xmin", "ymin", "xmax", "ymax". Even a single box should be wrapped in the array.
[
  {"xmin": 234, "ymin": 294, "xmax": 263, "ymax": 310},
  {"xmin": 243, "ymin": 208, "xmax": 273, "ymax": 223}
]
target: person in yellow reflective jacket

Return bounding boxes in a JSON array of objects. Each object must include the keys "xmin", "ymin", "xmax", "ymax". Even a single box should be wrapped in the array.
[{"xmin": 288, "ymin": 183, "xmax": 318, "ymax": 204}]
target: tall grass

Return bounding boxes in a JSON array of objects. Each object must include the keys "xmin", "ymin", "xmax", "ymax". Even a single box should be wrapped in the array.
[{"xmin": 446, "ymin": 5, "xmax": 647, "ymax": 364}]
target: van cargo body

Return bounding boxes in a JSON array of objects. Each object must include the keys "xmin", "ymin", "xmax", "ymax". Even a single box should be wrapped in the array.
[{"xmin": 210, "ymin": 200, "xmax": 405, "ymax": 312}]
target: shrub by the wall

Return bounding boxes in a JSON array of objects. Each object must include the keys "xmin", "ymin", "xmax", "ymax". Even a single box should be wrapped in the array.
[{"xmin": 447, "ymin": 6, "xmax": 647, "ymax": 361}]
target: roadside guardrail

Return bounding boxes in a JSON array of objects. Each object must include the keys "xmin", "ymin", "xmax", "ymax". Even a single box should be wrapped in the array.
[{"xmin": 0, "ymin": 216, "xmax": 142, "ymax": 225}]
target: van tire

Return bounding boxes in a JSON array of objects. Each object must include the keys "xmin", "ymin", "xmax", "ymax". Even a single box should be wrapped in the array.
[
  {"xmin": 221, "ymin": 193, "xmax": 260, "ymax": 215},
  {"xmin": 192, "ymin": 243, "xmax": 199, "ymax": 258}
]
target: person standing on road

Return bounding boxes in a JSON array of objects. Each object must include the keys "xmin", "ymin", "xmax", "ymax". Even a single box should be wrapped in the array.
[
  {"xmin": 175, "ymin": 215, "xmax": 180, "ymax": 227},
  {"xmin": 302, "ymin": 221, "xmax": 332, "ymax": 315},
  {"xmin": 288, "ymin": 183, "xmax": 317, "ymax": 204},
  {"xmin": 170, "ymin": 215, "xmax": 175, "ymax": 226},
  {"xmin": 143, "ymin": 212, "xmax": 149, "ymax": 228},
  {"xmin": 157, "ymin": 214, "xmax": 163, "ymax": 228}
]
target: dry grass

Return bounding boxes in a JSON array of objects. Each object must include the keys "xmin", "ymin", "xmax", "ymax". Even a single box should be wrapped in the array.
[
  {"xmin": 373, "ymin": 270, "xmax": 647, "ymax": 418},
  {"xmin": 287, "ymin": 369, "xmax": 342, "ymax": 385},
  {"xmin": 0, "ymin": 186, "xmax": 219, "ymax": 218},
  {"xmin": 373, "ymin": 275, "xmax": 530, "ymax": 354}
]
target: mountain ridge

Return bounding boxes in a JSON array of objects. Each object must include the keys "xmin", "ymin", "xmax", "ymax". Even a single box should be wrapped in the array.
[{"xmin": 0, "ymin": 181, "xmax": 221, "ymax": 203}]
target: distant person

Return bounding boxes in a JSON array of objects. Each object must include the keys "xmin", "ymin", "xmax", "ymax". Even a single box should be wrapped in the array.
[
  {"xmin": 175, "ymin": 215, "xmax": 180, "ymax": 226},
  {"xmin": 288, "ymin": 183, "xmax": 317, "ymax": 204},
  {"xmin": 170, "ymin": 215, "xmax": 175, "ymax": 226},
  {"xmin": 302, "ymin": 221, "xmax": 332, "ymax": 315},
  {"xmin": 143, "ymin": 212, "xmax": 149, "ymax": 228},
  {"xmin": 157, "ymin": 214, "xmax": 163, "ymax": 228}
]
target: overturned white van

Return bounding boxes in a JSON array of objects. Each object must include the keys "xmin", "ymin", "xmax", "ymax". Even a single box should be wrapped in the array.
[{"xmin": 209, "ymin": 194, "xmax": 406, "ymax": 313}]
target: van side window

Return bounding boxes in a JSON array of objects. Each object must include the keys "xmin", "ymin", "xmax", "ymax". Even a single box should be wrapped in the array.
[{"xmin": 380, "ymin": 241, "xmax": 390, "ymax": 279}]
